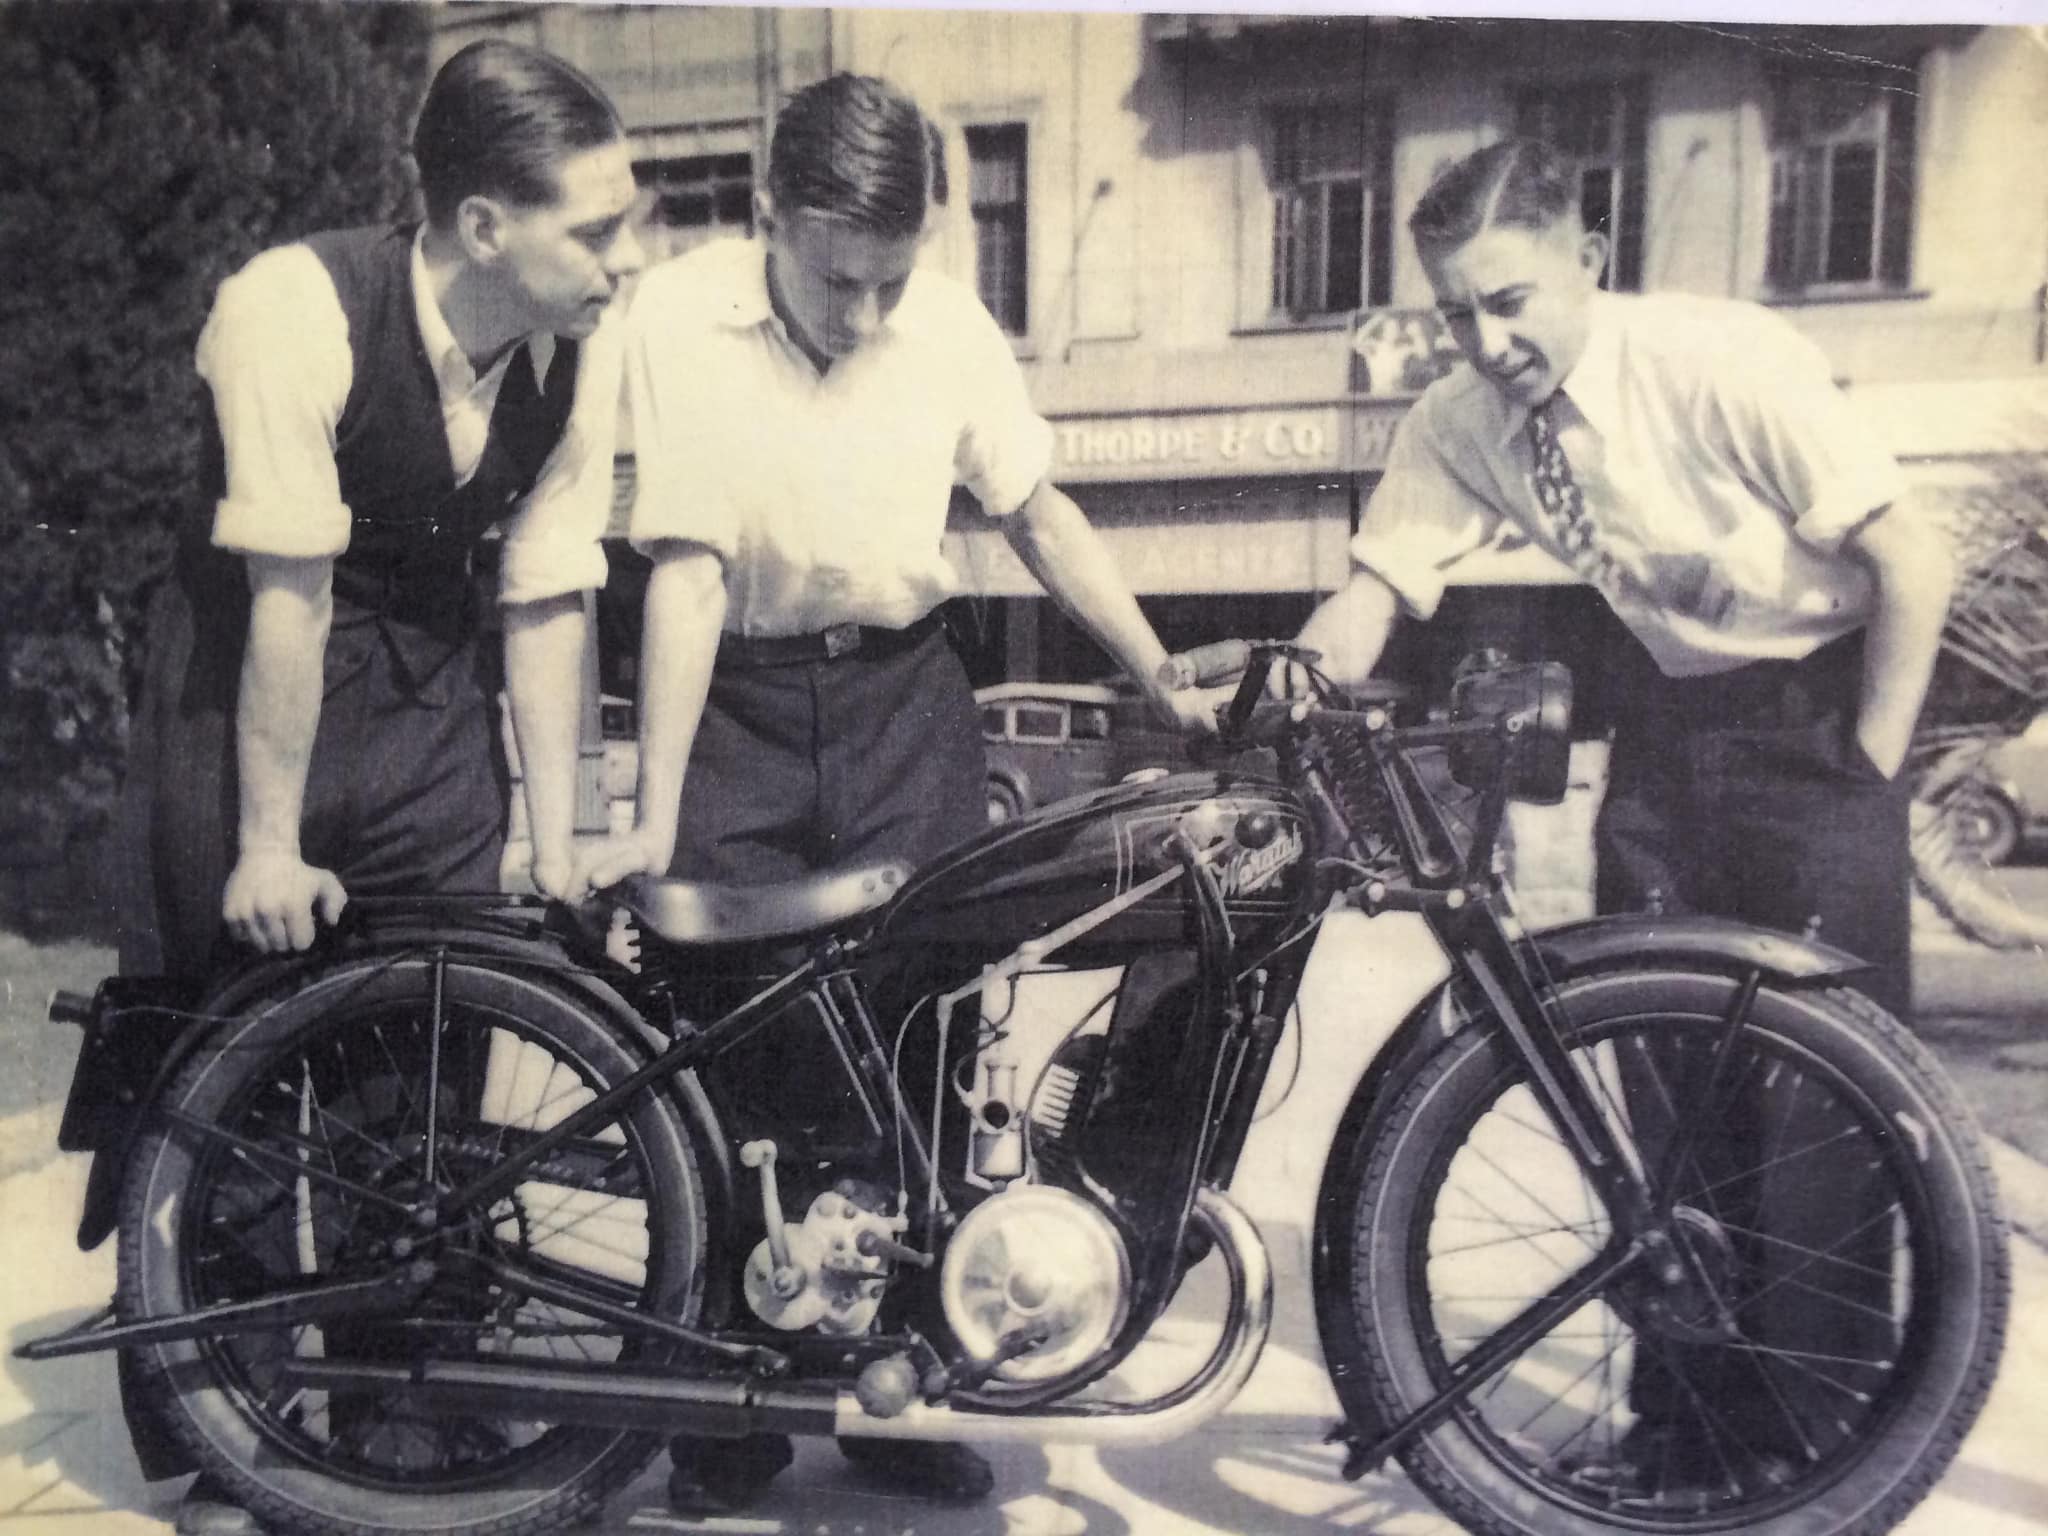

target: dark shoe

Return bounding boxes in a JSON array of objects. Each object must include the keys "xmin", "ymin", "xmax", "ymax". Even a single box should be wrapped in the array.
[
  {"xmin": 174, "ymin": 1474, "xmax": 264, "ymax": 1536},
  {"xmin": 666, "ymin": 1432, "xmax": 795, "ymax": 1516},
  {"xmin": 1559, "ymin": 1420, "xmax": 1799, "ymax": 1503},
  {"xmin": 838, "ymin": 1436, "xmax": 994, "ymax": 1504}
]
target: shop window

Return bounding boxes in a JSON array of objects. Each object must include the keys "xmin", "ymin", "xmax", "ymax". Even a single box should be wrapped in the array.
[
  {"xmin": 1764, "ymin": 69, "xmax": 1916, "ymax": 292},
  {"xmin": 1269, "ymin": 102, "xmax": 1392, "ymax": 318},
  {"xmin": 1515, "ymin": 80, "xmax": 1646, "ymax": 292},
  {"xmin": 966, "ymin": 123, "xmax": 1029, "ymax": 335},
  {"xmin": 634, "ymin": 152, "xmax": 756, "ymax": 265}
]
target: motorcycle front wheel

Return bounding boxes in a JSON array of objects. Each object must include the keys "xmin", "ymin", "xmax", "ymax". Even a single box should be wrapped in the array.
[
  {"xmin": 1322, "ymin": 967, "xmax": 2008, "ymax": 1536},
  {"xmin": 117, "ymin": 953, "xmax": 707, "ymax": 1536}
]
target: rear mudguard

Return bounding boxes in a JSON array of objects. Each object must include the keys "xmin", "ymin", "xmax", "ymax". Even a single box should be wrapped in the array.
[
  {"xmin": 63, "ymin": 903, "xmax": 734, "ymax": 1255},
  {"xmin": 1307, "ymin": 910, "xmax": 1869, "ymax": 1447}
]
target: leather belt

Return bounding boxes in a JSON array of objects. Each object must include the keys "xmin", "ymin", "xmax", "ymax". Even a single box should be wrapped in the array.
[{"xmin": 716, "ymin": 609, "xmax": 945, "ymax": 670}]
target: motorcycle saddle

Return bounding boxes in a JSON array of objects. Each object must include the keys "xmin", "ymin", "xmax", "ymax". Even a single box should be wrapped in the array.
[{"xmin": 614, "ymin": 862, "xmax": 910, "ymax": 946}]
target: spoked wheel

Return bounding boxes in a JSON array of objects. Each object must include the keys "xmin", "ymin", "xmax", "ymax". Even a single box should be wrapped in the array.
[
  {"xmin": 119, "ymin": 955, "xmax": 706, "ymax": 1536},
  {"xmin": 1324, "ymin": 968, "xmax": 2008, "ymax": 1536}
]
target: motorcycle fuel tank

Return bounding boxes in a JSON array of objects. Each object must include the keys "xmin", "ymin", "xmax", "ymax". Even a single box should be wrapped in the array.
[{"xmin": 873, "ymin": 769, "xmax": 1318, "ymax": 962}]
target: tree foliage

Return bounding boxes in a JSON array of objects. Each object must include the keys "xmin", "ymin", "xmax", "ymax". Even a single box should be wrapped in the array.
[{"xmin": 0, "ymin": 0, "xmax": 430, "ymax": 887}]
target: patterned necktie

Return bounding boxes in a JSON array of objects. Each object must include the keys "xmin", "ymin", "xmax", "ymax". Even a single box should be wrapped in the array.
[{"xmin": 1525, "ymin": 398, "xmax": 1625, "ymax": 595}]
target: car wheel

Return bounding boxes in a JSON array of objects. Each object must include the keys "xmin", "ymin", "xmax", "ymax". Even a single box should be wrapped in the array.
[
  {"xmin": 986, "ymin": 777, "xmax": 1026, "ymax": 826},
  {"xmin": 1935, "ymin": 777, "xmax": 2022, "ymax": 866}
]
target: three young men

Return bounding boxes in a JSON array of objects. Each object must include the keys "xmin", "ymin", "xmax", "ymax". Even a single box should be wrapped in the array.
[{"xmin": 127, "ymin": 37, "xmax": 1945, "ymax": 1520}]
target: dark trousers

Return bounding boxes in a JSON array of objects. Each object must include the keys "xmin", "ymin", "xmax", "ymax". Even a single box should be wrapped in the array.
[
  {"xmin": 1593, "ymin": 630, "xmax": 1910, "ymax": 1450},
  {"xmin": 665, "ymin": 621, "xmax": 985, "ymax": 1472},
  {"xmin": 117, "ymin": 580, "xmax": 507, "ymax": 980},
  {"xmin": 1593, "ymin": 629, "xmax": 1910, "ymax": 1018},
  {"xmin": 669, "ymin": 623, "xmax": 987, "ymax": 884},
  {"xmin": 113, "ymin": 578, "xmax": 507, "ymax": 1480}
]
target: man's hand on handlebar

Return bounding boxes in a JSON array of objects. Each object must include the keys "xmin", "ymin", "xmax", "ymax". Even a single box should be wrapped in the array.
[
  {"xmin": 1149, "ymin": 683, "xmax": 1226, "ymax": 736},
  {"xmin": 1159, "ymin": 640, "xmax": 1328, "ymax": 737}
]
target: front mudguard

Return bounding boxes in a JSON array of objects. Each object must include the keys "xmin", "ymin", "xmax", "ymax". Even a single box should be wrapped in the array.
[
  {"xmin": 1307, "ymin": 910, "xmax": 1869, "ymax": 1454},
  {"xmin": 62, "ymin": 901, "xmax": 736, "ymax": 1256}
]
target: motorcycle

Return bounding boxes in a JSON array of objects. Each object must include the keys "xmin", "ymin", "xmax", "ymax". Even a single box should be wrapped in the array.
[{"xmin": 23, "ymin": 643, "xmax": 2009, "ymax": 1536}]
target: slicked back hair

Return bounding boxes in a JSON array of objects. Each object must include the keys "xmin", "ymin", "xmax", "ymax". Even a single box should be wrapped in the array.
[
  {"xmin": 1408, "ymin": 138, "xmax": 1581, "ymax": 252},
  {"xmin": 768, "ymin": 73, "xmax": 948, "ymax": 239},
  {"xmin": 413, "ymin": 39, "xmax": 624, "ymax": 230}
]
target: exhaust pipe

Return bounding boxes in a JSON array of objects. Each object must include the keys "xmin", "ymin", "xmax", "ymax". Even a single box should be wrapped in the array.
[{"xmin": 284, "ymin": 1187, "xmax": 1272, "ymax": 1448}]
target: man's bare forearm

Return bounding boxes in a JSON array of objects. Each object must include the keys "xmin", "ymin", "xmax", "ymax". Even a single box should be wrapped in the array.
[
  {"xmin": 505, "ymin": 592, "xmax": 590, "ymax": 890},
  {"xmin": 1002, "ymin": 481, "xmax": 1174, "ymax": 702},
  {"xmin": 1296, "ymin": 570, "xmax": 1400, "ymax": 688},
  {"xmin": 632, "ymin": 546, "xmax": 728, "ymax": 869},
  {"xmin": 237, "ymin": 555, "xmax": 334, "ymax": 853},
  {"xmin": 1851, "ymin": 502, "xmax": 1953, "ymax": 778}
]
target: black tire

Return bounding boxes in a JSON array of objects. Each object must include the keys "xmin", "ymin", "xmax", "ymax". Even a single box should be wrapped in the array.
[
  {"xmin": 1321, "ymin": 967, "xmax": 2008, "ymax": 1536},
  {"xmin": 118, "ymin": 954, "xmax": 706, "ymax": 1536}
]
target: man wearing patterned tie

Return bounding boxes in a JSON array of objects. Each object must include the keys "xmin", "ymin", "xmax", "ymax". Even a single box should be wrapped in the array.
[{"xmin": 1294, "ymin": 138, "xmax": 1952, "ymax": 1492}]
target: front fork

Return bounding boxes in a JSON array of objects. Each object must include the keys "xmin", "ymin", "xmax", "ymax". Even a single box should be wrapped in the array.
[{"xmin": 1327, "ymin": 883, "xmax": 1767, "ymax": 1477}]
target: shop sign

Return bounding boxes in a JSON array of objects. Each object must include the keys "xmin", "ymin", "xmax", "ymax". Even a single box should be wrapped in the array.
[{"xmin": 1052, "ymin": 408, "xmax": 1347, "ymax": 482}]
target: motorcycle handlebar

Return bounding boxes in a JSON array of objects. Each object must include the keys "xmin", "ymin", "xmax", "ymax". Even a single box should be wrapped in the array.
[{"xmin": 1156, "ymin": 639, "xmax": 1255, "ymax": 692}]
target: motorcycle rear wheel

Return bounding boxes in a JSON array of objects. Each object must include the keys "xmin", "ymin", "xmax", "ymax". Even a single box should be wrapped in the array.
[
  {"xmin": 118, "ymin": 954, "xmax": 706, "ymax": 1536},
  {"xmin": 1324, "ymin": 967, "xmax": 2008, "ymax": 1536}
]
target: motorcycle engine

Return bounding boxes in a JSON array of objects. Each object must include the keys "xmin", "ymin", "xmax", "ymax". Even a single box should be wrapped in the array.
[{"xmin": 939, "ymin": 1185, "xmax": 1130, "ymax": 1383}]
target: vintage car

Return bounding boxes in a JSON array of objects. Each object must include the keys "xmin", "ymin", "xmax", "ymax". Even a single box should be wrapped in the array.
[{"xmin": 975, "ymin": 681, "xmax": 1189, "ymax": 825}]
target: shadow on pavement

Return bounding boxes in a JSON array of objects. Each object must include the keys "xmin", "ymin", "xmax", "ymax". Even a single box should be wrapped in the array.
[{"xmin": 3, "ymin": 1305, "xmax": 160, "ymax": 1522}]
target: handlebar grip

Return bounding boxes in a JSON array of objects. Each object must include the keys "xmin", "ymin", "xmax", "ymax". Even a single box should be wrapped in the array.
[{"xmin": 1158, "ymin": 639, "xmax": 1254, "ymax": 691}]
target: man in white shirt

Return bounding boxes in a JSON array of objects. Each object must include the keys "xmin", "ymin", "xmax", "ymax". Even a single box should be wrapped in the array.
[
  {"xmin": 1297, "ymin": 137, "xmax": 1951, "ymax": 1495},
  {"xmin": 579, "ymin": 72, "xmax": 1210, "ymax": 1516},
  {"xmin": 115, "ymin": 41, "xmax": 639, "ymax": 1535}
]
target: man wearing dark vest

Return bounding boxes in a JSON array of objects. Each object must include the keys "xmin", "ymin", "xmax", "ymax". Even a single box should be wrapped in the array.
[{"xmin": 113, "ymin": 41, "xmax": 640, "ymax": 1535}]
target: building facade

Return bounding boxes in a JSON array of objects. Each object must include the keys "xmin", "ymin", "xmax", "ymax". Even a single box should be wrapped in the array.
[{"xmin": 437, "ymin": 6, "xmax": 2048, "ymax": 853}]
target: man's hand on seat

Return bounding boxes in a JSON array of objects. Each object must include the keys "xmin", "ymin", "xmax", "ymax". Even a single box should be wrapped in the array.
[{"xmin": 567, "ymin": 829, "xmax": 673, "ymax": 903}]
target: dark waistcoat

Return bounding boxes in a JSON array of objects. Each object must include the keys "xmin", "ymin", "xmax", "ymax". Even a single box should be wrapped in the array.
[{"xmin": 187, "ymin": 224, "xmax": 581, "ymax": 671}]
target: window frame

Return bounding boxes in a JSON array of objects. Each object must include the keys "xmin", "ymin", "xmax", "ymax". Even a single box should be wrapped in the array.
[
  {"xmin": 629, "ymin": 134, "xmax": 760, "ymax": 269},
  {"xmin": 964, "ymin": 121, "xmax": 1031, "ymax": 338},
  {"xmin": 1264, "ymin": 97, "xmax": 1394, "ymax": 323},
  {"xmin": 1762, "ymin": 66, "xmax": 1917, "ymax": 297},
  {"xmin": 1513, "ymin": 77, "xmax": 1648, "ymax": 294}
]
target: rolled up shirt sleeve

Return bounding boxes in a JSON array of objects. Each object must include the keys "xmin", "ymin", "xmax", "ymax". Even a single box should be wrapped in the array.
[
  {"xmin": 197, "ymin": 245, "xmax": 354, "ymax": 559},
  {"xmin": 1706, "ymin": 311, "xmax": 1907, "ymax": 553},
  {"xmin": 951, "ymin": 295, "xmax": 1055, "ymax": 518},
  {"xmin": 498, "ymin": 311, "xmax": 621, "ymax": 605},
  {"xmin": 1348, "ymin": 400, "xmax": 1503, "ymax": 620},
  {"xmin": 623, "ymin": 266, "xmax": 742, "ymax": 561}
]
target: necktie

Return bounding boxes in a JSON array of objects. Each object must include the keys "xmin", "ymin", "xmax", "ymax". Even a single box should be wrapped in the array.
[{"xmin": 1525, "ymin": 398, "xmax": 1625, "ymax": 595}]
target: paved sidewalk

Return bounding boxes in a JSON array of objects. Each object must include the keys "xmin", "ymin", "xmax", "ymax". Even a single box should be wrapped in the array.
[{"xmin": 2, "ymin": 914, "xmax": 2045, "ymax": 1534}]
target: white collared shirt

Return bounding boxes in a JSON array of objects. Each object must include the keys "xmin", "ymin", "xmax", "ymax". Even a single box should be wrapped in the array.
[
  {"xmin": 624, "ymin": 238, "xmax": 1055, "ymax": 636},
  {"xmin": 1350, "ymin": 290, "xmax": 1908, "ymax": 677},
  {"xmin": 193, "ymin": 230, "xmax": 619, "ymax": 605}
]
